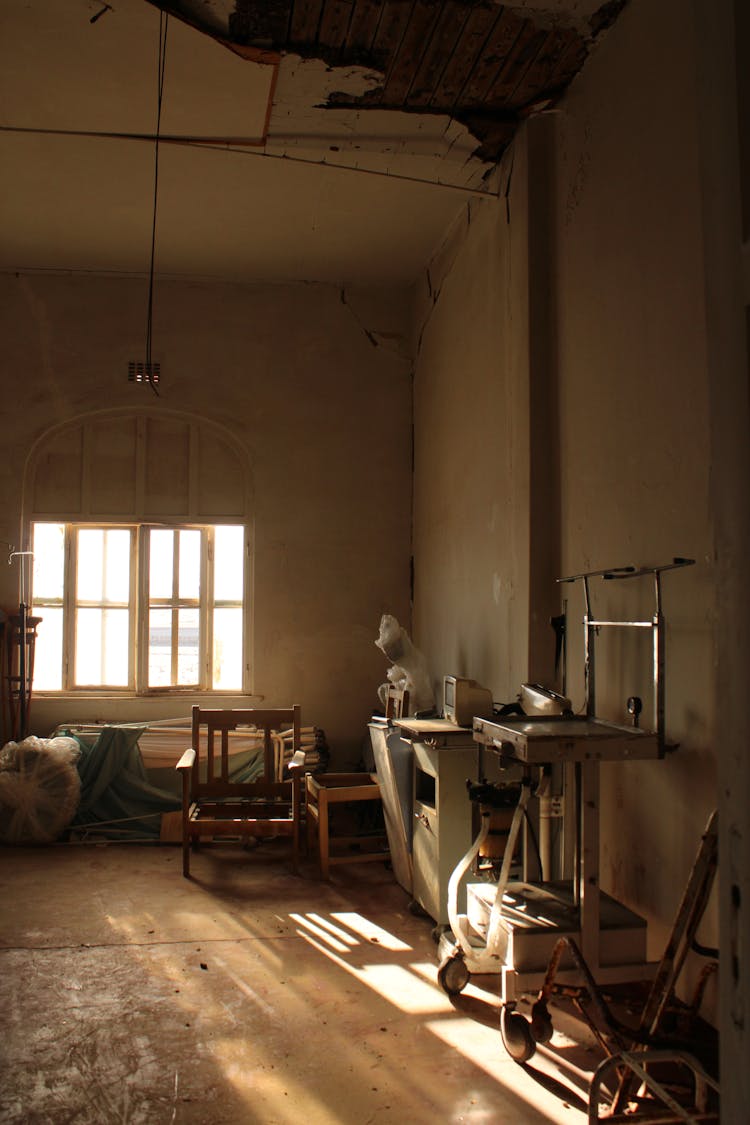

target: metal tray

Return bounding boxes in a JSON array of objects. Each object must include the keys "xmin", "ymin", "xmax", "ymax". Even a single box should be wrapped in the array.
[{"xmin": 472, "ymin": 714, "xmax": 660, "ymax": 763}]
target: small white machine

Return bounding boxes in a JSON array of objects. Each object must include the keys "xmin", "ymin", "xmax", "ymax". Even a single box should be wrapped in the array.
[
  {"xmin": 518, "ymin": 682, "xmax": 572, "ymax": 717},
  {"xmin": 443, "ymin": 675, "xmax": 493, "ymax": 726}
]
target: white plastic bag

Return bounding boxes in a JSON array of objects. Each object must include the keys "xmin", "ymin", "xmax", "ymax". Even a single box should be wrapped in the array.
[
  {"xmin": 375, "ymin": 614, "xmax": 434, "ymax": 714},
  {"xmin": 0, "ymin": 735, "xmax": 81, "ymax": 844}
]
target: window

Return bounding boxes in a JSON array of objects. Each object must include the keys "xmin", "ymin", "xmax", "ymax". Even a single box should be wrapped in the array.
[{"xmin": 31, "ymin": 522, "xmax": 246, "ymax": 693}]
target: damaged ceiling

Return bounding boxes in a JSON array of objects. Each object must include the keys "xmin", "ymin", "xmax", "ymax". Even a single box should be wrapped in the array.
[
  {"xmin": 152, "ymin": 0, "xmax": 625, "ymax": 162},
  {"xmin": 0, "ymin": 0, "xmax": 627, "ymax": 285}
]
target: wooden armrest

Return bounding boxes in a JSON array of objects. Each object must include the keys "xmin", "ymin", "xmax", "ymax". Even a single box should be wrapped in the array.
[{"xmin": 176, "ymin": 748, "xmax": 196, "ymax": 771}]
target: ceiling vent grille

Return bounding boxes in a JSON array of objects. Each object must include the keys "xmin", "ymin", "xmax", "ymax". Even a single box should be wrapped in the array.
[{"xmin": 128, "ymin": 361, "xmax": 160, "ymax": 385}]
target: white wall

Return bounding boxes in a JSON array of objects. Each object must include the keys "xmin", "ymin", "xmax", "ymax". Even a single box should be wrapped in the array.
[
  {"xmin": 553, "ymin": 0, "xmax": 717, "ymax": 948},
  {"xmin": 0, "ymin": 273, "xmax": 415, "ymax": 761},
  {"xmin": 411, "ymin": 170, "xmax": 534, "ymax": 703}
]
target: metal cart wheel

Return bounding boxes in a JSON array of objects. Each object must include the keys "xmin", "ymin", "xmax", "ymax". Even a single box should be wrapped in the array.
[
  {"xmin": 437, "ymin": 953, "xmax": 470, "ymax": 996},
  {"xmin": 500, "ymin": 1005, "xmax": 536, "ymax": 1063}
]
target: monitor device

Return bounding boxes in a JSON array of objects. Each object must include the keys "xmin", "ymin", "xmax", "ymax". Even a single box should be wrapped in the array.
[{"xmin": 443, "ymin": 675, "xmax": 494, "ymax": 726}]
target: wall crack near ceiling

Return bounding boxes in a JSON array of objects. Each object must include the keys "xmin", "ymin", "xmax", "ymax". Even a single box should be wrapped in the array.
[
  {"xmin": 341, "ymin": 287, "xmax": 379, "ymax": 348},
  {"xmin": 339, "ymin": 289, "xmax": 410, "ymax": 358}
]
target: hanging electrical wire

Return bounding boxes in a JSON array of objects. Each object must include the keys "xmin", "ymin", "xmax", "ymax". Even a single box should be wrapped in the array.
[{"xmin": 144, "ymin": 11, "xmax": 169, "ymax": 396}]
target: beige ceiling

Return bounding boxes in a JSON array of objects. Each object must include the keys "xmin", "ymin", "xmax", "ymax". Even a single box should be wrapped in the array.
[{"xmin": 0, "ymin": 0, "xmax": 619, "ymax": 286}]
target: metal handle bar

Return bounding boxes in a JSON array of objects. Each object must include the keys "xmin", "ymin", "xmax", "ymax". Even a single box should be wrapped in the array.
[
  {"xmin": 558, "ymin": 558, "xmax": 694, "ymax": 584},
  {"xmin": 554, "ymin": 557, "xmax": 695, "ymax": 752},
  {"xmin": 557, "ymin": 565, "xmax": 635, "ymax": 583},
  {"xmin": 602, "ymin": 557, "xmax": 695, "ymax": 580}
]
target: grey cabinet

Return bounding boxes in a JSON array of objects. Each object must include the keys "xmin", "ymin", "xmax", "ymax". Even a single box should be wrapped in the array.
[
  {"xmin": 368, "ymin": 721, "xmax": 414, "ymax": 895},
  {"xmin": 395, "ymin": 720, "xmax": 477, "ymax": 926}
]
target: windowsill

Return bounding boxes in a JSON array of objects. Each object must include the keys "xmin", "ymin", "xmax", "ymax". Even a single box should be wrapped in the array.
[{"xmin": 32, "ymin": 690, "xmax": 261, "ymax": 702}]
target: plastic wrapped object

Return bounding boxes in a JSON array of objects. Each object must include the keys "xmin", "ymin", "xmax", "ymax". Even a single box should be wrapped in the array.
[
  {"xmin": 0, "ymin": 735, "xmax": 81, "ymax": 844},
  {"xmin": 375, "ymin": 614, "xmax": 434, "ymax": 714}
]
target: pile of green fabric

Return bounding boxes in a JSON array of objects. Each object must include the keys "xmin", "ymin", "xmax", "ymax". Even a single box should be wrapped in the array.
[
  {"xmin": 0, "ymin": 726, "xmax": 183, "ymax": 843},
  {"xmin": 65, "ymin": 725, "xmax": 181, "ymax": 840}
]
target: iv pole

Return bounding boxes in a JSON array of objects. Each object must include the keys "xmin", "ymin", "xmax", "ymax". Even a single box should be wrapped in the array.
[{"xmin": 4, "ymin": 544, "xmax": 38, "ymax": 742}]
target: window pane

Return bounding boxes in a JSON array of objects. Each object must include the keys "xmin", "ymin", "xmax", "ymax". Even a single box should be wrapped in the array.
[
  {"xmin": 103, "ymin": 530, "xmax": 130, "ymax": 602},
  {"xmin": 102, "ymin": 609, "xmax": 129, "ymax": 684},
  {"xmin": 76, "ymin": 607, "xmax": 102, "ymax": 683},
  {"xmin": 77, "ymin": 529, "xmax": 104, "ymax": 601},
  {"xmin": 149, "ymin": 607, "xmax": 172, "ymax": 687},
  {"xmin": 75, "ymin": 607, "xmax": 129, "ymax": 685},
  {"xmin": 32, "ymin": 523, "xmax": 65, "ymax": 599},
  {"xmin": 213, "ymin": 607, "xmax": 243, "ymax": 690},
  {"xmin": 178, "ymin": 530, "xmax": 201, "ymax": 599},
  {"xmin": 77, "ymin": 528, "xmax": 130, "ymax": 603},
  {"xmin": 177, "ymin": 608, "xmax": 199, "ymax": 685},
  {"xmin": 31, "ymin": 607, "xmax": 62, "ymax": 691},
  {"xmin": 150, "ymin": 530, "xmax": 174, "ymax": 600},
  {"xmin": 214, "ymin": 525, "xmax": 244, "ymax": 601}
]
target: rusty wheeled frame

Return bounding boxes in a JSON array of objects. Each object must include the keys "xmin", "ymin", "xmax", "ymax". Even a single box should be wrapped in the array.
[
  {"xmin": 588, "ymin": 1050, "xmax": 719, "ymax": 1124},
  {"xmin": 526, "ymin": 812, "xmax": 719, "ymax": 1120}
]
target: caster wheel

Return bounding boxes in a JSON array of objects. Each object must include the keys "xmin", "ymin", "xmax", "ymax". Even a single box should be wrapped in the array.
[
  {"xmin": 500, "ymin": 1006, "xmax": 536, "ymax": 1063},
  {"xmin": 438, "ymin": 954, "xmax": 470, "ymax": 996},
  {"xmin": 530, "ymin": 1001, "xmax": 554, "ymax": 1044}
]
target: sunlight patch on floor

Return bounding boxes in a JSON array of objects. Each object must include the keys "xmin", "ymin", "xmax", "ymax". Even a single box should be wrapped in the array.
[
  {"xmin": 330, "ymin": 912, "xmax": 413, "ymax": 951},
  {"xmin": 295, "ymin": 927, "xmax": 455, "ymax": 1014},
  {"xmin": 426, "ymin": 1018, "xmax": 588, "ymax": 1124},
  {"xmin": 290, "ymin": 913, "xmax": 354, "ymax": 953}
]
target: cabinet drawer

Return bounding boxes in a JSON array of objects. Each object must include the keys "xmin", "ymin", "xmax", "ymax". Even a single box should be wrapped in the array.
[{"xmin": 412, "ymin": 801, "xmax": 439, "ymax": 921}]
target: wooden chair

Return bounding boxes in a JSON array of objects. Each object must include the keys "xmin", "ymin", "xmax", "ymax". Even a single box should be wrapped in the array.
[
  {"xmin": 385, "ymin": 686, "xmax": 409, "ymax": 720},
  {"xmin": 176, "ymin": 705, "xmax": 305, "ymax": 878}
]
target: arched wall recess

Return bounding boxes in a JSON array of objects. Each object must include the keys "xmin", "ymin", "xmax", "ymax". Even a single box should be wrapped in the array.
[{"xmin": 21, "ymin": 408, "xmax": 252, "ymax": 527}]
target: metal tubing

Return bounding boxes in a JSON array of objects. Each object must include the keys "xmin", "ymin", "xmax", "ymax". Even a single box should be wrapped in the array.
[
  {"xmin": 574, "ymin": 761, "xmax": 582, "ymax": 907},
  {"xmin": 447, "ymin": 810, "xmax": 492, "ymax": 958},
  {"xmin": 586, "ymin": 620, "xmax": 654, "ymax": 627},
  {"xmin": 539, "ymin": 791, "xmax": 551, "ymax": 882},
  {"xmin": 583, "ymin": 575, "xmax": 596, "ymax": 718},
  {"xmin": 580, "ymin": 760, "xmax": 600, "ymax": 969},
  {"xmin": 485, "ymin": 778, "xmax": 534, "ymax": 957}
]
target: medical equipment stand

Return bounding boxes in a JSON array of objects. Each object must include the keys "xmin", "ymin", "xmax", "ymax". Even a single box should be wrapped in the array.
[{"xmin": 437, "ymin": 558, "xmax": 696, "ymax": 1059}]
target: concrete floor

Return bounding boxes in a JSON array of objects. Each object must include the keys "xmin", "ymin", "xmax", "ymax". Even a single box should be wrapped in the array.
[{"xmin": 0, "ymin": 841, "xmax": 604, "ymax": 1125}]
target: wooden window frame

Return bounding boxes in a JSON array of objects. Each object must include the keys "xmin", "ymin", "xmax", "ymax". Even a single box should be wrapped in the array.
[{"xmin": 31, "ymin": 521, "xmax": 247, "ymax": 696}]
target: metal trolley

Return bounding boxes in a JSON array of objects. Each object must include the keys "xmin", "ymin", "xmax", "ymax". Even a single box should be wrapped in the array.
[{"xmin": 436, "ymin": 559, "xmax": 708, "ymax": 1081}]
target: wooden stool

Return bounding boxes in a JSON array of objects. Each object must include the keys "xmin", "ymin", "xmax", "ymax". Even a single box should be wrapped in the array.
[{"xmin": 305, "ymin": 772, "xmax": 389, "ymax": 879}]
